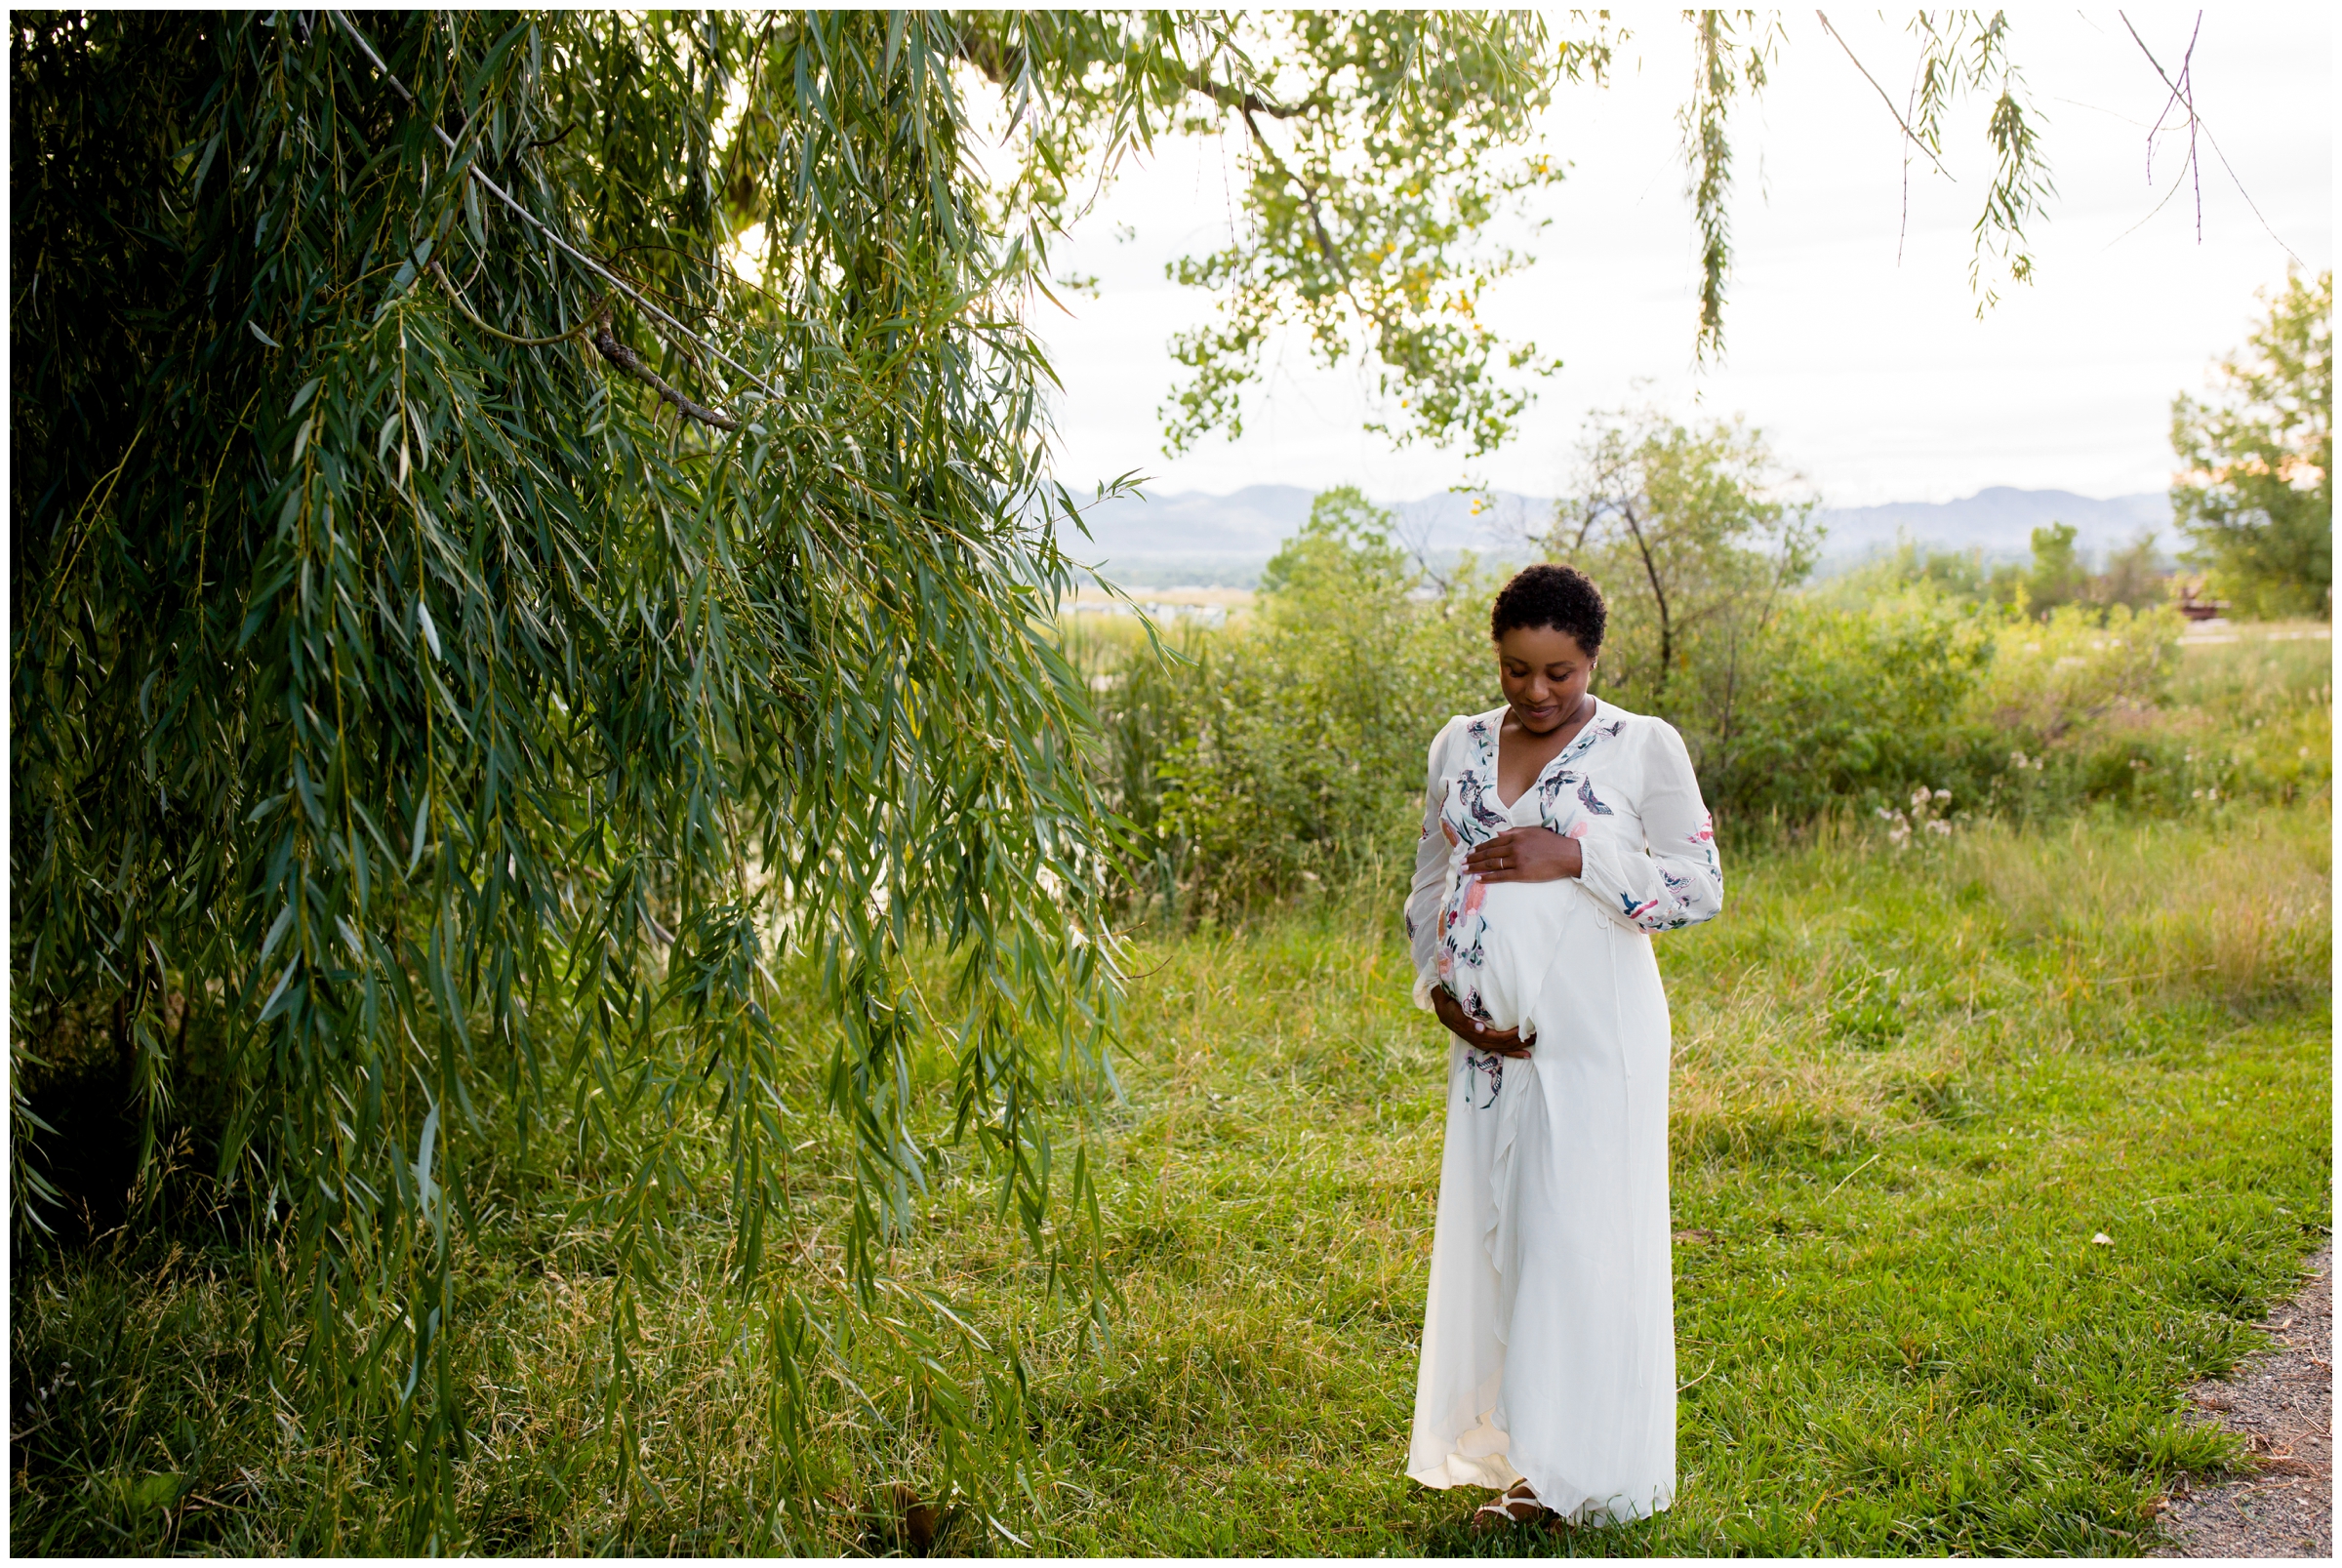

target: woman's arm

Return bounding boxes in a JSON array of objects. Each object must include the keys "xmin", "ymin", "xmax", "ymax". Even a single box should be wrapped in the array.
[
  {"xmin": 1575, "ymin": 721, "xmax": 1725, "ymax": 934},
  {"xmin": 1404, "ymin": 718, "xmax": 1458, "ymax": 1009}
]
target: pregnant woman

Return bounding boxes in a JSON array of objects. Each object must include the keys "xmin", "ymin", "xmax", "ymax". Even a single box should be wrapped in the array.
[{"xmin": 1403, "ymin": 563, "xmax": 1723, "ymax": 1531}]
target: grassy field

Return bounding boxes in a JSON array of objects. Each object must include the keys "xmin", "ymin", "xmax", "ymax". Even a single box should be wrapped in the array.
[
  {"xmin": 11, "ymin": 626, "xmax": 2332, "ymax": 1554},
  {"xmin": 13, "ymin": 790, "xmax": 2329, "ymax": 1555}
]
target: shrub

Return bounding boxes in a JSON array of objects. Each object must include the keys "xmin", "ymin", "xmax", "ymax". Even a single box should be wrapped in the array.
[
  {"xmin": 1093, "ymin": 488, "xmax": 1495, "ymax": 917},
  {"xmin": 1965, "ymin": 602, "xmax": 2182, "ymax": 742},
  {"xmin": 1697, "ymin": 589, "xmax": 1998, "ymax": 825},
  {"xmin": 1088, "ymin": 498, "xmax": 2328, "ymax": 921}
]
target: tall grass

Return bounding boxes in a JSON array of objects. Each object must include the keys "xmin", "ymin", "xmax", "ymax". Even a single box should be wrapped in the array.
[
  {"xmin": 14, "ymin": 802, "xmax": 2329, "ymax": 1554},
  {"xmin": 1664, "ymin": 803, "xmax": 2329, "ymax": 1171}
]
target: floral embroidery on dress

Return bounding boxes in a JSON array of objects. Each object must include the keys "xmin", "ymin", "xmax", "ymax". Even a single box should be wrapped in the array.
[
  {"xmin": 1616, "ymin": 810, "xmax": 1724, "ymax": 933},
  {"xmin": 1463, "ymin": 1048, "xmax": 1506, "ymax": 1108},
  {"xmin": 1535, "ymin": 767, "xmax": 1577, "ymax": 813},
  {"xmin": 1452, "ymin": 773, "xmax": 1512, "ymax": 838},
  {"xmin": 1577, "ymin": 779, "xmax": 1614, "ymax": 817}
]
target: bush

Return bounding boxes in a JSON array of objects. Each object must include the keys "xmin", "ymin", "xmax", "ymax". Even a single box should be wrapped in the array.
[
  {"xmin": 1697, "ymin": 589, "xmax": 1997, "ymax": 825},
  {"xmin": 1966, "ymin": 602, "xmax": 2181, "ymax": 742},
  {"xmin": 1092, "ymin": 488, "xmax": 1495, "ymax": 917},
  {"xmin": 1087, "ymin": 495, "xmax": 2329, "ymax": 922}
]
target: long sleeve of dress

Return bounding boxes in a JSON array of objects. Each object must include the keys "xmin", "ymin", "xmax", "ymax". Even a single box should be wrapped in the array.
[
  {"xmin": 1405, "ymin": 716, "xmax": 1462, "ymax": 1010},
  {"xmin": 1575, "ymin": 721, "xmax": 1724, "ymax": 935}
]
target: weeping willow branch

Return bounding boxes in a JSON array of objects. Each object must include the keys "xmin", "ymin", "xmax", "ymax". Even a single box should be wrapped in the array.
[
  {"xmin": 327, "ymin": 8, "xmax": 769, "ymax": 415},
  {"xmin": 15, "ymin": 11, "xmax": 1123, "ymax": 1548},
  {"xmin": 592, "ymin": 311, "xmax": 743, "ymax": 431},
  {"xmin": 428, "ymin": 261, "xmax": 592, "ymax": 348},
  {"xmin": 1814, "ymin": 11, "xmax": 1956, "ymax": 181},
  {"xmin": 2118, "ymin": 9, "xmax": 2305, "ymax": 268}
]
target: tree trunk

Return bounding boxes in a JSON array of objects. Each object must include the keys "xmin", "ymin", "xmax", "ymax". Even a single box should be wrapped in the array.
[{"xmin": 1620, "ymin": 499, "xmax": 1673, "ymax": 705}]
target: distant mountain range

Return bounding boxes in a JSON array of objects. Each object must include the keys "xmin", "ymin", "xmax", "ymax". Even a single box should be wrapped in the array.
[
  {"xmin": 1811, "ymin": 488, "xmax": 2170, "ymax": 560},
  {"xmin": 1062, "ymin": 483, "xmax": 2176, "ymax": 586}
]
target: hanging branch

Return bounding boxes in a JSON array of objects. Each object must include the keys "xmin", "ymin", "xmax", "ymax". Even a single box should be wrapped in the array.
[
  {"xmin": 327, "ymin": 9, "xmax": 770, "ymax": 419},
  {"xmin": 1814, "ymin": 12, "xmax": 1956, "ymax": 181},
  {"xmin": 592, "ymin": 307, "xmax": 743, "ymax": 431},
  {"xmin": 2118, "ymin": 10, "xmax": 2306, "ymax": 268}
]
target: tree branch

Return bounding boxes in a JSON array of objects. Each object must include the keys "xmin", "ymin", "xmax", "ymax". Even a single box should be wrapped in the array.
[
  {"xmin": 1238, "ymin": 104, "xmax": 1348, "ymax": 281},
  {"xmin": 329, "ymin": 9, "xmax": 773, "ymax": 409},
  {"xmin": 1183, "ymin": 68, "xmax": 1327, "ymax": 120},
  {"xmin": 1813, "ymin": 12, "xmax": 1957, "ymax": 181},
  {"xmin": 593, "ymin": 310, "xmax": 741, "ymax": 431},
  {"xmin": 433, "ymin": 262, "xmax": 595, "ymax": 348},
  {"xmin": 2118, "ymin": 10, "xmax": 2302, "ymax": 265}
]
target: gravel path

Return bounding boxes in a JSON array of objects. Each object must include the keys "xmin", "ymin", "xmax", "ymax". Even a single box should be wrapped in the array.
[{"xmin": 2152, "ymin": 1244, "xmax": 2331, "ymax": 1558}]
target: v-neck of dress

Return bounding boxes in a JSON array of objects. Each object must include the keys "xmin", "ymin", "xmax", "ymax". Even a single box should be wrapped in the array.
[{"xmin": 1489, "ymin": 699, "xmax": 1610, "ymax": 812}]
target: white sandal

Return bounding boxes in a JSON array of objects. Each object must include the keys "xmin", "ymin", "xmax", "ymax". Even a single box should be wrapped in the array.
[{"xmin": 1471, "ymin": 1481, "xmax": 1546, "ymax": 1532}]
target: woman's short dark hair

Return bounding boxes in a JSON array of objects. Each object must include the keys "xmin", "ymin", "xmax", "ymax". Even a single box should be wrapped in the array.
[{"xmin": 1490, "ymin": 563, "xmax": 1605, "ymax": 654}]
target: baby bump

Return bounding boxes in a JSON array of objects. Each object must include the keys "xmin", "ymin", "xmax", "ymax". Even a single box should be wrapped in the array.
[{"xmin": 1461, "ymin": 879, "xmax": 1589, "ymax": 1033}]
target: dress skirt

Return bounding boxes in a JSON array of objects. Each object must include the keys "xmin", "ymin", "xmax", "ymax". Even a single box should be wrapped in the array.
[{"xmin": 1404, "ymin": 896, "xmax": 1676, "ymax": 1526}]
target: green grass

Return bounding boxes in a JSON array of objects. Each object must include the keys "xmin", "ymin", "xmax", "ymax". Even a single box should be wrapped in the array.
[{"xmin": 12, "ymin": 805, "xmax": 2331, "ymax": 1554}]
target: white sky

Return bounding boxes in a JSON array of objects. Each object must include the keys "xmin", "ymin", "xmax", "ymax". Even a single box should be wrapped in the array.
[{"xmin": 1025, "ymin": 8, "xmax": 2333, "ymax": 508}]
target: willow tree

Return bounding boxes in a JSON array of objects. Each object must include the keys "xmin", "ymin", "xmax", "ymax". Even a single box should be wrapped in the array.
[
  {"xmin": 11, "ymin": 7, "xmax": 2056, "ymax": 1548},
  {"xmin": 5, "ymin": 7, "xmax": 1581, "ymax": 1546}
]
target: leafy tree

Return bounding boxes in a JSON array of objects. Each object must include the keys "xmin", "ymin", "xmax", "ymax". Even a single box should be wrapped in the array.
[
  {"xmin": 13, "ymin": 9, "xmax": 1171, "ymax": 1543},
  {"xmin": 945, "ymin": 11, "xmax": 1583, "ymax": 459},
  {"xmin": 2171, "ymin": 268, "xmax": 2334, "ymax": 619},
  {"xmin": 1102, "ymin": 488, "xmax": 1495, "ymax": 915},
  {"xmin": 2019, "ymin": 521, "xmax": 2090, "ymax": 615},
  {"xmin": 950, "ymin": 11, "xmax": 2053, "ymax": 453},
  {"xmin": 1832, "ymin": 531, "xmax": 2169, "ymax": 621},
  {"xmin": 1542, "ymin": 409, "xmax": 1820, "ymax": 782},
  {"xmin": 10, "ymin": 8, "xmax": 1598, "ymax": 1545},
  {"xmin": 2093, "ymin": 532, "xmax": 2169, "ymax": 613}
]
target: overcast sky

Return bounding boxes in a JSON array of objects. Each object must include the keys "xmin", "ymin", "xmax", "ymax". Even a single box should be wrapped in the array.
[{"xmin": 1024, "ymin": 8, "xmax": 2332, "ymax": 509}]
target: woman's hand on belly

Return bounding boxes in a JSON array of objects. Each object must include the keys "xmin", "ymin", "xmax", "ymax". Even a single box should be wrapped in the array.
[
  {"xmin": 1432, "ymin": 985, "xmax": 1534, "ymax": 1058},
  {"xmin": 1462, "ymin": 825, "xmax": 1582, "ymax": 884}
]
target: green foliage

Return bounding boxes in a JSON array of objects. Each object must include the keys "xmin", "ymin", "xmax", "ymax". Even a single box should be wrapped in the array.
[
  {"xmin": 2170, "ymin": 268, "xmax": 2333, "ymax": 619},
  {"xmin": 2019, "ymin": 521, "xmax": 2092, "ymax": 612},
  {"xmin": 2049, "ymin": 622, "xmax": 2334, "ymax": 820},
  {"xmin": 1698, "ymin": 590, "xmax": 1996, "ymax": 824},
  {"xmin": 1533, "ymin": 410, "xmax": 2006, "ymax": 825},
  {"xmin": 1093, "ymin": 488, "xmax": 1495, "ymax": 917},
  {"xmin": 11, "ymin": 9, "xmax": 1151, "ymax": 1544},
  {"xmin": 1968, "ymin": 603, "xmax": 2181, "ymax": 743},
  {"xmin": 947, "ymin": 11, "xmax": 1591, "ymax": 460},
  {"xmin": 1156, "ymin": 12, "xmax": 1585, "ymax": 457},
  {"xmin": 1546, "ymin": 408, "xmax": 1820, "ymax": 720},
  {"xmin": 1094, "ymin": 477, "xmax": 2327, "ymax": 923},
  {"xmin": 16, "ymin": 807, "xmax": 2329, "ymax": 1551},
  {"xmin": 1821, "ymin": 526, "xmax": 2175, "ymax": 621},
  {"xmin": 959, "ymin": 12, "xmax": 2058, "ymax": 454},
  {"xmin": 1680, "ymin": 13, "xmax": 1777, "ymax": 357}
]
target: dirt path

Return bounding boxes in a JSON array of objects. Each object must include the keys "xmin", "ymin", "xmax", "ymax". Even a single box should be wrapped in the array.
[{"xmin": 2153, "ymin": 1244, "xmax": 2331, "ymax": 1558}]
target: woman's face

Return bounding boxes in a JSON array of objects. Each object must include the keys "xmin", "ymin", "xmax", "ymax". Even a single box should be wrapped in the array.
[{"xmin": 1495, "ymin": 624, "xmax": 1596, "ymax": 735}]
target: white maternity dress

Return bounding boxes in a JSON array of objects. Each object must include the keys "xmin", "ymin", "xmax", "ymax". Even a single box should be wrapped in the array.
[{"xmin": 1401, "ymin": 699, "xmax": 1723, "ymax": 1526}]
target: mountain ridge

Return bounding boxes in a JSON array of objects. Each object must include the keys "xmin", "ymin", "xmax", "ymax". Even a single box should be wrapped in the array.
[{"xmin": 1067, "ymin": 483, "xmax": 2176, "ymax": 575}]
